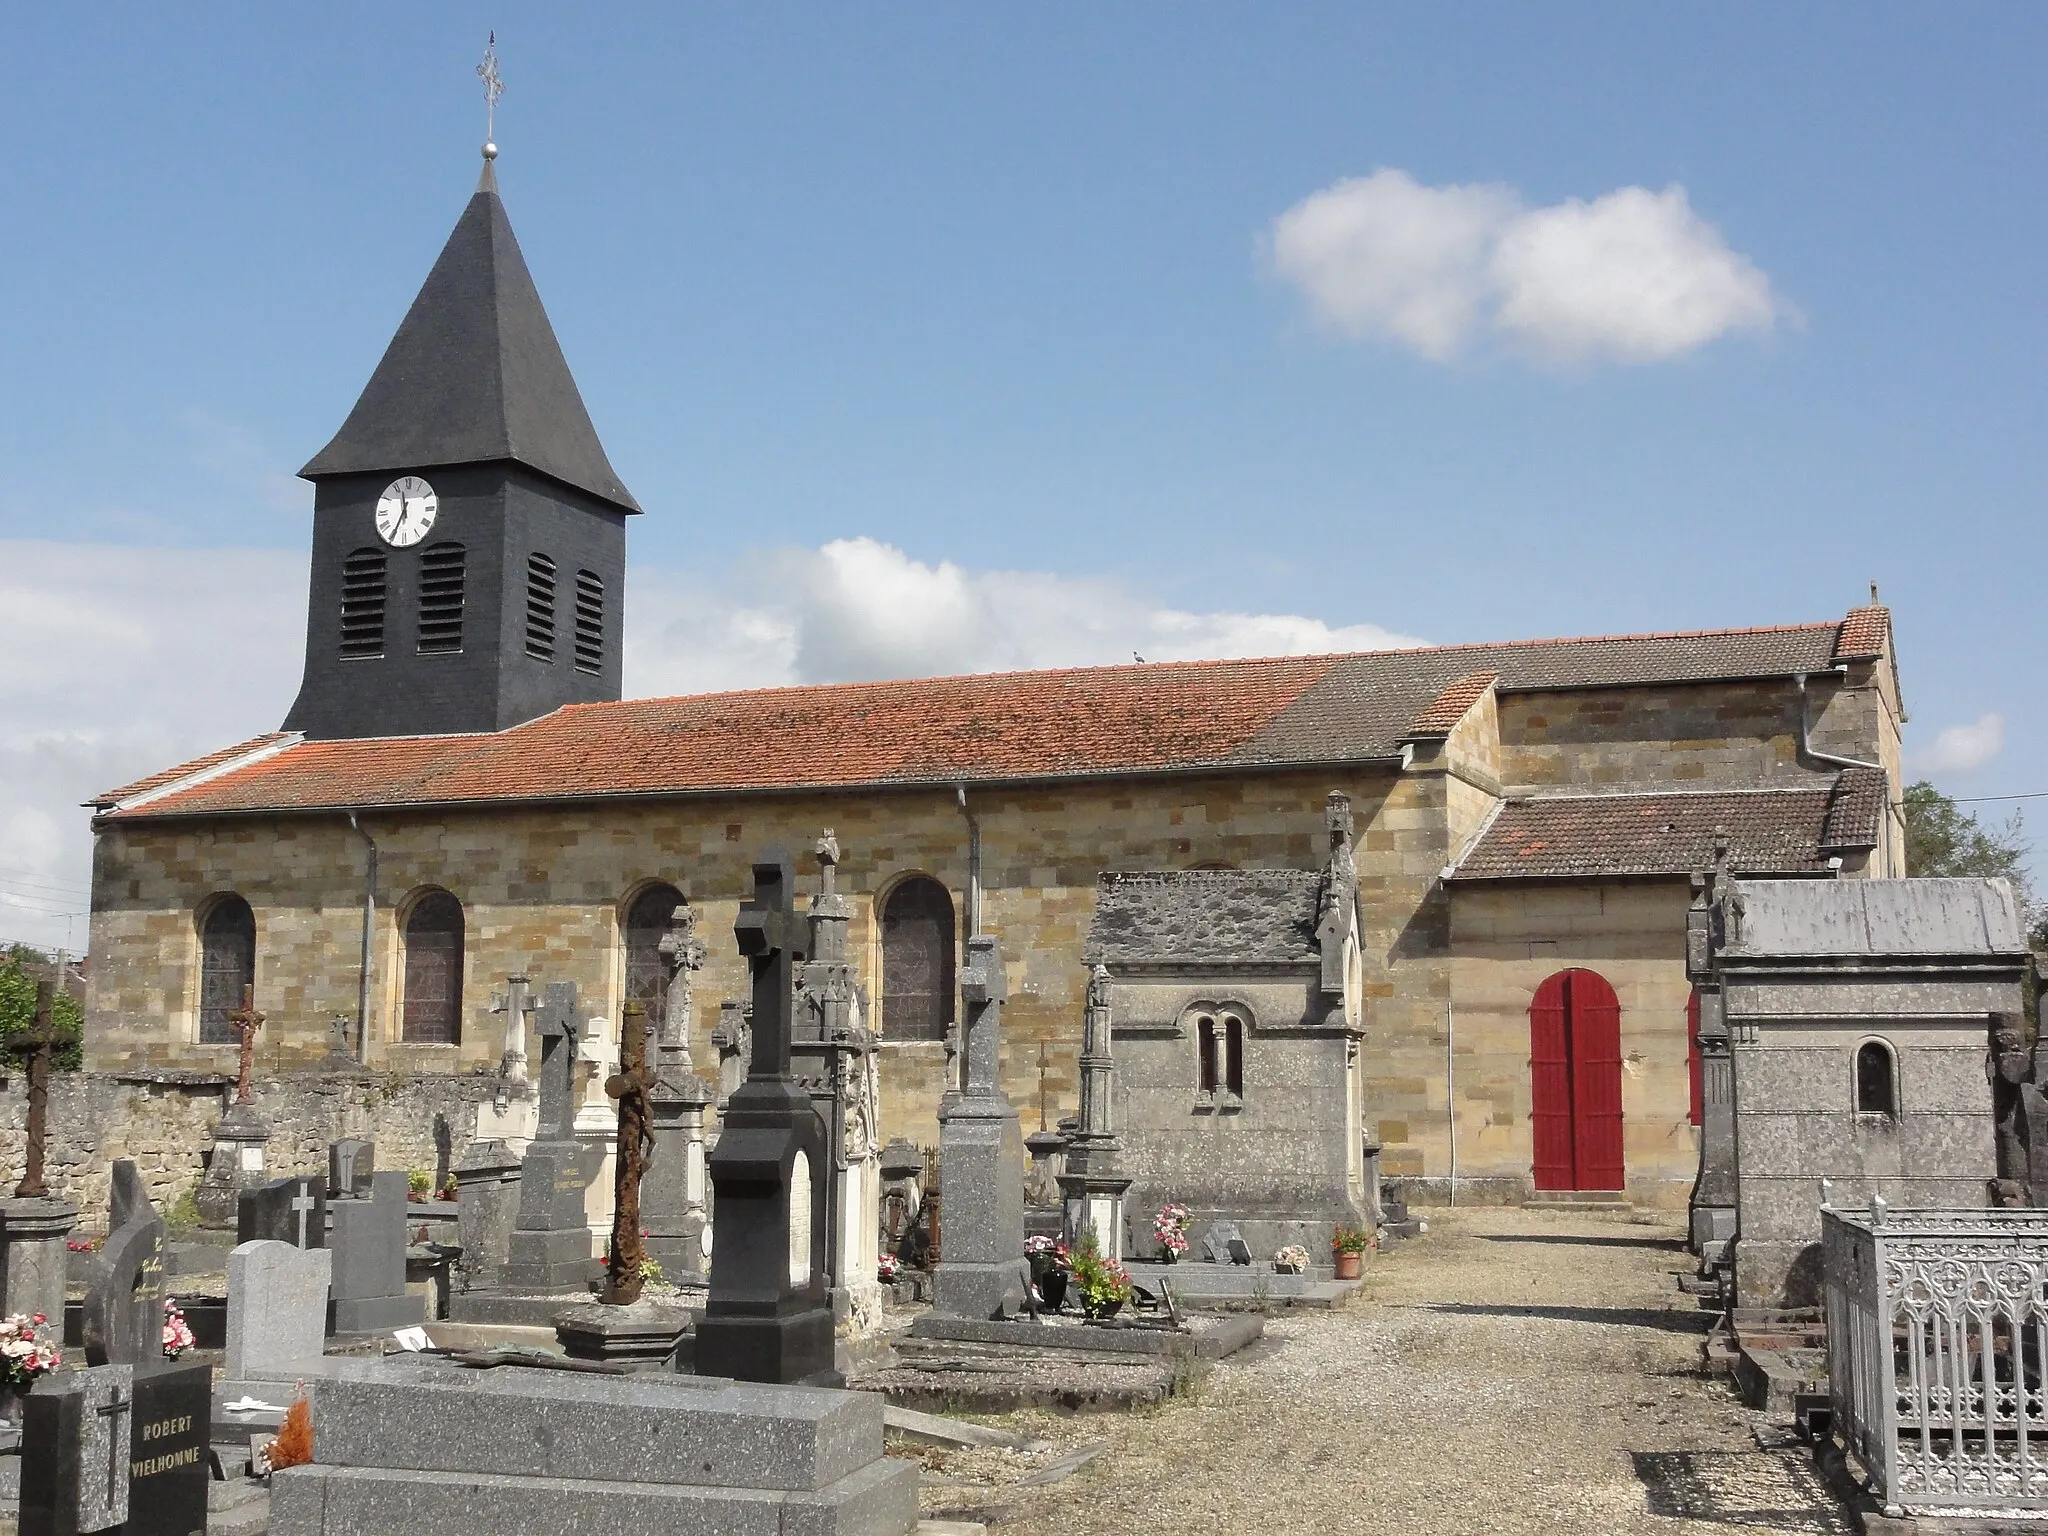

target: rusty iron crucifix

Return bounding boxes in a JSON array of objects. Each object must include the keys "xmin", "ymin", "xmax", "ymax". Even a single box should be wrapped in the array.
[
  {"xmin": 226, "ymin": 986, "xmax": 264, "ymax": 1105},
  {"xmin": 10, "ymin": 967, "xmax": 74, "ymax": 1199},
  {"xmin": 603, "ymin": 999, "xmax": 656, "ymax": 1304}
]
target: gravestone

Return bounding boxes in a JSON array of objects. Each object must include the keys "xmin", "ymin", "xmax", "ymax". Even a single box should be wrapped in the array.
[
  {"xmin": 121, "ymin": 1362, "xmax": 211, "ymax": 1536},
  {"xmin": 932, "ymin": 935, "xmax": 1030, "ymax": 1320},
  {"xmin": 1199, "ymin": 1222, "xmax": 1246, "ymax": 1266},
  {"xmin": 237, "ymin": 1176, "xmax": 326, "ymax": 1249},
  {"xmin": 500, "ymin": 982, "xmax": 595, "ymax": 1293},
  {"xmin": 226, "ymin": 1240, "xmax": 332, "ymax": 1381},
  {"xmin": 1058, "ymin": 964, "xmax": 1132, "ymax": 1262},
  {"xmin": 695, "ymin": 857, "xmax": 838, "ymax": 1387},
  {"xmin": 645, "ymin": 907, "xmax": 714, "ymax": 1282},
  {"xmin": 327, "ymin": 1170, "xmax": 423, "ymax": 1334},
  {"xmin": 21, "ymin": 1363, "xmax": 132, "ymax": 1536},
  {"xmin": 83, "ymin": 1162, "xmax": 165, "ymax": 1368},
  {"xmin": 328, "ymin": 1140, "xmax": 375, "ymax": 1201},
  {"xmin": 451, "ymin": 1138, "xmax": 521, "ymax": 1292}
]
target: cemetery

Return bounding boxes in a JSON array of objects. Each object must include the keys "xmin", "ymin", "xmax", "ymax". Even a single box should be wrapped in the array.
[{"xmin": 0, "ymin": 34, "xmax": 2038, "ymax": 1536}]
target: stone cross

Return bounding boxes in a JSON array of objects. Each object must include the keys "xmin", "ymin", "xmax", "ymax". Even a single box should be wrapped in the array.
[
  {"xmin": 96, "ymin": 1383, "xmax": 131, "ymax": 1508},
  {"xmin": 226, "ymin": 985, "xmax": 264, "ymax": 1105},
  {"xmin": 9, "ymin": 966, "xmax": 70, "ymax": 1199},
  {"xmin": 532, "ymin": 981, "xmax": 582, "ymax": 1141},
  {"xmin": 489, "ymin": 973, "xmax": 532, "ymax": 1085},
  {"xmin": 736, "ymin": 858, "xmax": 810, "ymax": 1079},
  {"xmin": 958, "ymin": 935, "xmax": 1007, "ymax": 1097},
  {"xmin": 657, "ymin": 907, "xmax": 707, "ymax": 1069},
  {"xmin": 603, "ymin": 1000, "xmax": 655, "ymax": 1304}
]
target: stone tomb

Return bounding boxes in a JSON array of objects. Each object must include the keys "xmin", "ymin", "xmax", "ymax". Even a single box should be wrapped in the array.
[
  {"xmin": 23, "ymin": 1359, "xmax": 210, "ymax": 1536},
  {"xmin": 326, "ymin": 1170, "xmax": 423, "ymax": 1335},
  {"xmin": 267, "ymin": 1355, "xmax": 918, "ymax": 1536},
  {"xmin": 1709, "ymin": 877, "xmax": 2031, "ymax": 1308}
]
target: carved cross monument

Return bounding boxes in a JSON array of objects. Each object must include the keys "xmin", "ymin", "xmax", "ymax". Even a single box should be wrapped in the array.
[
  {"xmin": 499, "ymin": 981, "xmax": 594, "ymax": 1294},
  {"xmin": 10, "ymin": 968, "xmax": 64, "ymax": 1199},
  {"xmin": 932, "ymin": 935, "xmax": 1030, "ymax": 1319},
  {"xmin": 1059, "ymin": 963, "xmax": 1132, "ymax": 1261},
  {"xmin": 645, "ymin": 909, "xmax": 714, "ymax": 1281},
  {"xmin": 197, "ymin": 986, "xmax": 270, "ymax": 1226},
  {"xmin": 695, "ymin": 857, "xmax": 838, "ymax": 1386},
  {"xmin": 603, "ymin": 1001, "xmax": 655, "ymax": 1303}
]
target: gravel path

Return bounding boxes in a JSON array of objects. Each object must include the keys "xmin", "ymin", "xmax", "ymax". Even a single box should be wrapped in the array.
[{"xmin": 913, "ymin": 1208, "xmax": 1855, "ymax": 1533}]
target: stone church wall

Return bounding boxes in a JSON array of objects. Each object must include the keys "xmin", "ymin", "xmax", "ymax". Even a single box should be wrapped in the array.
[{"xmin": 1495, "ymin": 679, "xmax": 1806, "ymax": 790}]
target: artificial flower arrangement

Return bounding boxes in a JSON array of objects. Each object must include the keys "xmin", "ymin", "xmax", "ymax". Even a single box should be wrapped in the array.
[
  {"xmin": 1, "ymin": 1312, "xmax": 61, "ymax": 1389},
  {"xmin": 877, "ymin": 1252, "xmax": 901, "ymax": 1283},
  {"xmin": 1152, "ymin": 1203, "xmax": 1191, "ymax": 1262},
  {"xmin": 162, "ymin": 1299, "xmax": 196, "ymax": 1358},
  {"xmin": 1066, "ymin": 1228, "xmax": 1133, "ymax": 1319},
  {"xmin": 1273, "ymin": 1243, "xmax": 1313, "ymax": 1275}
]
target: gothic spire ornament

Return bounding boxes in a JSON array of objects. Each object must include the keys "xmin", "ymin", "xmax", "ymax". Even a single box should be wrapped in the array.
[{"xmin": 477, "ymin": 31, "xmax": 505, "ymax": 161}]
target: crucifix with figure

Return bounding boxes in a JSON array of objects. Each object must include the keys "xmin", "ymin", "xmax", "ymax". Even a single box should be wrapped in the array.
[
  {"xmin": 695, "ymin": 857, "xmax": 839, "ymax": 1386},
  {"xmin": 10, "ymin": 967, "xmax": 74, "ymax": 1200},
  {"xmin": 226, "ymin": 986, "xmax": 264, "ymax": 1105}
]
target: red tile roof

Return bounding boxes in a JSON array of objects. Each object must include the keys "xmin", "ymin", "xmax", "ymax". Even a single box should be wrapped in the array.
[
  {"xmin": 98, "ymin": 733, "xmax": 295, "ymax": 804},
  {"xmin": 97, "ymin": 610, "xmax": 1878, "ymax": 821},
  {"xmin": 1449, "ymin": 778, "xmax": 1866, "ymax": 882},
  {"xmin": 1820, "ymin": 766, "xmax": 1888, "ymax": 850},
  {"xmin": 1406, "ymin": 672, "xmax": 1498, "ymax": 737},
  {"xmin": 1834, "ymin": 606, "xmax": 1891, "ymax": 661}
]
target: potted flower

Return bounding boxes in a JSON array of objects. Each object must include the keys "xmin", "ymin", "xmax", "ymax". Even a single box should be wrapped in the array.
[
  {"xmin": 1331, "ymin": 1225, "xmax": 1370, "ymax": 1280},
  {"xmin": 162, "ymin": 1299, "xmax": 196, "ymax": 1359},
  {"xmin": 1152, "ymin": 1203, "xmax": 1191, "ymax": 1264},
  {"xmin": 1067, "ymin": 1229, "xmax": 1132, "ymax": 1321},
  {"xmin": 1025, "ymin": 1235, "xmax": 1069, "ymax": 1311},
  {"xmin": 2, "ymin": 1312, "xmax": 62, "ymax": 1424},
  {"xmin": 877, "ymin": 1252, "xmax": 901, "ymax": 1285}
]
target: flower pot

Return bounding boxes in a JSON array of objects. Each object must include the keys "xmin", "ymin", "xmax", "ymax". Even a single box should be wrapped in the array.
[
  {"xmin": 1333, "ymin": 1250, "xmax": 1363, "ymax": 1280},
  {"xmin": 1039, "ymin": 1269, "xmax": 1068, "ymax": 1312},
  {"xmin": 1081, "ymin": 1296, "xmax": 1125, "ymax": 1322},
  {"xmin": 1159, "ymin": 1248, "xmax": 1179, "ymax": 1265}
]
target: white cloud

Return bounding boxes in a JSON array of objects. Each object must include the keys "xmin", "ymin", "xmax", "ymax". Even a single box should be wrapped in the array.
[
  {"xmin": 1269, "ymin": 169, "xmax": 1784, "ymax": 364},
  {"xmin": 1907, "ymin": 712, "xmax": 2005, "ymax": 777},
  {"xmin": 2, "ymin": 536, "xmax": 1418, "ymax": 952}
]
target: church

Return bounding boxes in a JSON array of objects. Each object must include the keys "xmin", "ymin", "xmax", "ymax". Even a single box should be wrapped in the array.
[{"xmin": 80, "ymin": 154, "xmax": 1907, "ymax": 1213}]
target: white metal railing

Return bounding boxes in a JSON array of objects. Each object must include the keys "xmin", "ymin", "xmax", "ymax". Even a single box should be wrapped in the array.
[{"xmin": 1824, "ymin": 1203, "xmax": 2048, "ymax": 1518}]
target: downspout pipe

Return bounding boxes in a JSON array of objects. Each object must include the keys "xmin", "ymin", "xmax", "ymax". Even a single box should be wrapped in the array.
[
  {"xmin": 955, "ymin": 783, "xmax": 981, "ymax": 937},
  {"xmin": 1795, "ymin": 672, "xmax": 1893, "ymax": 874},
  {"xmin": 347, "ymin": 812, "xmax": 378, "ymax": 1062}
]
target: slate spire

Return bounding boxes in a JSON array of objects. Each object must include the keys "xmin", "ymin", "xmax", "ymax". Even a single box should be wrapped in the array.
[{"xmin": 299, "ymin": 165, "xmax": 640, "ymax": 513}]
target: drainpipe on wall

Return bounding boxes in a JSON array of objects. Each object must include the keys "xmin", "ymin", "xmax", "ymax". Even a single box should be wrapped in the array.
[
  {"xmin": 1795, "ymin": 672, "xmax": 1892, "ymax": 873},
  {"xmin": 1446, "ymin": 999, "xmax": 1458, "ymax": 1208},
  {"xmin": 347, "ymin": 812, "xmax": 378, "ymax": 1062},
  {"xmin": 955, "ymin": 783, "xmax": 981, "ymax": 937}
]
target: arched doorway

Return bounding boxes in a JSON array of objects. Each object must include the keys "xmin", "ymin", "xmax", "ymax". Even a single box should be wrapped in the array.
[{"xmin": 1529, "ymin": 969, "xmax": 1624, "ymax": 1192}]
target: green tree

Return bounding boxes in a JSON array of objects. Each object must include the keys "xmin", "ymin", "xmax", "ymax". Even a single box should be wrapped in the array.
[
  {"xmin": 0, "ymin": 946, "xmax": 84, "ymax": 1070},
  {"xmin": 1902, "ymin": 781, "xmax": 2041, "ymax": 941}
]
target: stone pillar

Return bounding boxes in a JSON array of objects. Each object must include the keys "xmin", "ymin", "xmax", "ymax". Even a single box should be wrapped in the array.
[
  {"xmin": 0, "ymin": 1196, "xmax": 79, "ymax": 1324},
  {"xmin": 934, "ymin": 936, "xmax": 1029, "ymax": 1318},
  {"xmin": 791, "ymin": 832, "xmax": 884, "ymax": 1353},
  {"xmin": 646, "ymin": 905, "xmax": 715, "ymax": 1283},
  {"xmin": 195, "ymin": 1098, "xmax": 270, "ymax": 1229},
  {"xmin": 1685, "ymin": 864, "xmax": 1737, "ymax": 1272},
  {"xmin": 1058, "ymin": 964, "xmax": 1131, "ymax": 1264},
  {"xmin": 452, "ymin": 1139, "xmax": 522, "ymax": 1293}
]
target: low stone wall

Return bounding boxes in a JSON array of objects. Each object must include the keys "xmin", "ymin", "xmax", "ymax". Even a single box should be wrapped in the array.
[{"xmin": 0, "ymin": 1067, "xmax": 502, "ymax": 1225}]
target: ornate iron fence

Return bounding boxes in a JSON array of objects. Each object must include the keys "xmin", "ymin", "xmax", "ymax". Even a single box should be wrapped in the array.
[{"xmin": 1824, "ymin": 1203, "xmax": 2048, "ymax": 1518}]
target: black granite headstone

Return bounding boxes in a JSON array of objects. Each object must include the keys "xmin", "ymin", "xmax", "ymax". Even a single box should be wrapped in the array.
[
  {"xmin": 327, "ymin": 1140, "xmax": 375, "ymax": 1200},
  {"xmin": 235, "ymin": 1176, "xmax": 326, "ymax": 1250},
  {"xmin": 84, "ymin": 1165, "xmax": 165, "ymax": 1367},
  {"xmin": 121, "ymin": 1362, "xmax": 210, "ymax": 1536}
]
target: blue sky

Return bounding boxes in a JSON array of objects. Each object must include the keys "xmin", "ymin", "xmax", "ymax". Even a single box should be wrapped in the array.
[{"xmin": 0, "ymin": 7, "xmax": 2042, "ymax": 946}]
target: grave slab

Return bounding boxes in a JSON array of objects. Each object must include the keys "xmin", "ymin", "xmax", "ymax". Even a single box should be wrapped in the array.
[{"xmin": 908, "ymin": 1311, "xmax": 1262, "ymax": 1360}]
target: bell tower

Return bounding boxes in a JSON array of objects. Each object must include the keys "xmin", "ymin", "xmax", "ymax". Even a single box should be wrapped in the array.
[{"xmin": 282, "ymin": 148, "xmax": 640, "ymax": 741}]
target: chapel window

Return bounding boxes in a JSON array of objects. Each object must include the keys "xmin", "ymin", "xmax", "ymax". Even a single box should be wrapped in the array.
[
  {"xmin": 402, "ymin": 890, "xmax": 464, "ymax": 1044},
  {"xmin": 524, "ymin": 553, "xmax": 557, "ymax": 662},
  {"xmin": 624, "ymin": 883, "xmax": 686, "ymax": 1021},
  {"xmin": 197, "ymin": 894, "xmax": 256, "ymax": 1045},
  {"xmin": 881, "ymin": 876, "xmax": 954, "ymax": 1040},
  {"xmin": 1194, "ymin": 1009, "xmax": 1246, "ymax": 1107},
  {"xmin": 1855, "ymin": 1039, "xmax": 1897, "ymax": 1117},
  {"xmin": 417, "ymin": 542, "xmax": 466, "ymax": 653},
  {"xmin": 574, "ymin": 569, "xmax": 604, "ymax": 674},
  {"xmin": 339, "ymin": 548, "xmax": 387, "ymax": 659}
]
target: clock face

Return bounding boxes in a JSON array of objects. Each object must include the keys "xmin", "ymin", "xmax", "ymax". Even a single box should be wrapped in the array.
[{"xmin": 374, "ymin": 476, "xmax": 438, "ymax": 547}]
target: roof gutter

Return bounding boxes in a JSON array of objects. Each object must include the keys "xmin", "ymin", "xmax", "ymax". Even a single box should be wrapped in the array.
[{"xmin": 347, "ymin": 812, "xmax": 377, "ymax": 1063}]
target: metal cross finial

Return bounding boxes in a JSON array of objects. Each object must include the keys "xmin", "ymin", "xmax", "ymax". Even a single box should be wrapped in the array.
[
  {"xmin": 226, "ymin": 986, "xmax": 265, "ymax": 1105},
  {"xmin": 477, "ymin": 31, "xmax": 505, "ymax": 154}
]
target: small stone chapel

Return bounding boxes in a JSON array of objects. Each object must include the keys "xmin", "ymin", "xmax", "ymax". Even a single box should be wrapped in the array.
[{"xmin": 71, "ymin": 147, "xmax": 1910, "ymax": 1229}]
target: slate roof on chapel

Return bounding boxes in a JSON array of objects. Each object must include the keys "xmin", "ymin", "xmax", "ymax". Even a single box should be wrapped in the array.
[
  {"xmin": 1085, "ymin": 870, "xmax": 1327, "ymax": 966},
  {"xmin": 95, "ymin": 608, "xmax": 1891, "ymax": 821}
]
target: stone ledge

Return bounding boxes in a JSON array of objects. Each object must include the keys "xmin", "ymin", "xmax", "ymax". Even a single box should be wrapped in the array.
[{"xmin": 908, "ymin": 1311, "xmax": 1261, "ymax": 1360}]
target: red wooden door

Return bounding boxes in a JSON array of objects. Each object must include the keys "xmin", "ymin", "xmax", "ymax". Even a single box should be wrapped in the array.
[
  {"xmin": 1528, "ymin": 970, "xmax": 1626, "ymax": 1192},
  {"xmin": 1529, "ymin": 973, "xmax": 1575, "ymax": 1190}
]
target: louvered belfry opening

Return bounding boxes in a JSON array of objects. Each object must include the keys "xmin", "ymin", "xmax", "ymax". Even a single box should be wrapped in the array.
[
  {"xmin": 402, "ymin": 890, "xmax": 464, "ymax": 1044},
  {"xmin": 417, "ymin": 542, "xmax": 466, "ymax": 653},
  {"xmin": 573, "ymin": 569, "xmax": 604, "ymax": 673},
  {"xmin": 339, "ymin": 548, "xmax": 387, "ymax": 658},
  {"xmin": 524, "ymin": 552, "xmax": 557, "ymax": 661},
  {"xmin": 197, "ymin": 894, "xmax": 256, "ymax": 1045}
]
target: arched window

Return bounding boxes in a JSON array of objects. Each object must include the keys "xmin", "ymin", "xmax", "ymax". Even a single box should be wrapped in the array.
[
  {"xmin": 524, "ymin": 552, "xmax": 557, "ymax": 662},
  {"xmin": 417, "ymin": 542, "xmax": 465, "ymax": 653},
  {"xmin": 624, "ymin": 883, "xmax": 686, "ymax": 1020},
  {"xmin": 402, "ymin": 891, "xmax": 464, "ymax": 1044},
  {"xmin": 574, "ymin": 569, "xmax": 604, "ymax": 674},
  {"xmin": 1856, "ymin": 1040, "xmax": 1897, "ymax": 1116},
  {"xmin": 197, "ymin": 895, "xmax": 255, "ymax": 1045},
  {"xmin": 880, "ymin": 876, "xmax": 954, "ymax": 1040},
  {"xmin": 1193, "ymin": 1007, "xmax": 1248, "ymax": 1107},
  {"xmin": 340, "ymin": 548, "xmax": 387, "ymax": 659}
]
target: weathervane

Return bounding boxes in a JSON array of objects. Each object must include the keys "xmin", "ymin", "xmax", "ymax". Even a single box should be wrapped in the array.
[{"xmin": 477, "ymin": 30, "xmax": 505, "ymax": 159}]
